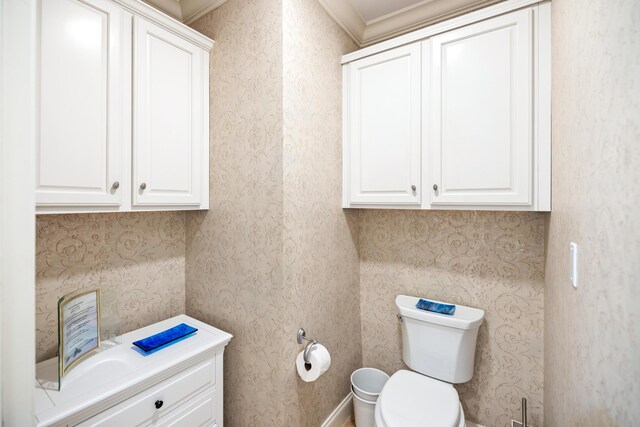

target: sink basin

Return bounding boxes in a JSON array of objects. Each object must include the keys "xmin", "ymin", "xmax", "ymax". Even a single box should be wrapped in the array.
[
  {"xmin": 36, "ymin": 348, "xmax": 137, "ymax": 396},
  {"xmin": 66, "ymin": 354, "xmax": 134, "ymax": 388}
]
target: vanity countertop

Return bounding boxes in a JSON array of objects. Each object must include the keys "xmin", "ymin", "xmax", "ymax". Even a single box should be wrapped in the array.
[{"xmin": 35, "ymin": 315, "xmax": 232, "ymax": 426}]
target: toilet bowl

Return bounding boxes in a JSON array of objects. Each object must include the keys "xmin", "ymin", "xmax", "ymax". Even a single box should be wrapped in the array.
[
  {"xmin": 377, "ymin": 295, "xmax": 485, "ymax": 427},
  {"xmin": 373, "ymin": 370, "xmax": 465, "ymax": 427}
]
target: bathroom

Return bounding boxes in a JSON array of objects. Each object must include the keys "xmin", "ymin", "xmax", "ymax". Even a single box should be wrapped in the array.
[{"xmin": 1, "ymin": 0, "xmax": 638, "ymax": 426}]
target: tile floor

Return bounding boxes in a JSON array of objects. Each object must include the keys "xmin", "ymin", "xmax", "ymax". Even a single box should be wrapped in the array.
[{"xmin": 341, "ymin": 417, "xmax": 356, "ymax": 427}]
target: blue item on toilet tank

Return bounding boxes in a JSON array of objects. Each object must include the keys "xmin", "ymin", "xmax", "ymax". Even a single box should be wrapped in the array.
[{"xmin": 415, "ymin": 299, "xmax": 456, "ymax": 315}]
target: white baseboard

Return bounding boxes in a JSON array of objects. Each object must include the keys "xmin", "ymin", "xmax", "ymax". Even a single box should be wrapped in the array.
[
  {"xmin": 321, "ymin": 393, "xmax": 353, "ymax": 427},
  {"xmin": 466, "ymin": 422, "xmax": 486, "ymax": 427}
]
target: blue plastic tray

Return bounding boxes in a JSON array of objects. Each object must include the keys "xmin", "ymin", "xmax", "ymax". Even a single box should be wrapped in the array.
[
  {"xmin": 416, "ymin": 299, "xmax": 456, "ymax": 316},
  {"xmin": 133, "ymin": 323, "xmax": 198, "ymax": 353}
]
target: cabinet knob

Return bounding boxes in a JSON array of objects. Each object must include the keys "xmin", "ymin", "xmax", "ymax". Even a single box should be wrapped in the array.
[
  {"xmin": 433, "ymin": 184, "xmax": 438, "ymax": 191},
  {"xmin": 155, "ymin": 400, "xmax": 163, "ymax": 409},
  {"xmin": 411, "ymin": 185, "xmax": 416, "ymax": 191},
  {"xmin": 111, "ymin": 181, "xmax": 120, "ymax": 190},
  {"xmin": 139, "ymin": 182, "xmax": 147, "ymax": 191}
]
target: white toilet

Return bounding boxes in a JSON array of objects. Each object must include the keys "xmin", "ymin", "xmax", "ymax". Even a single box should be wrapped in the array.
[{"xmin": 374, "ymin": 295, "xmax": 485, "ymax": 427}]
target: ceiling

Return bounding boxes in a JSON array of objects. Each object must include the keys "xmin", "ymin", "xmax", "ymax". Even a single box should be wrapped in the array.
[
  {"xmin": 142, "ymin": 0, "xmax": 228, "ymax": 24},
  {"xmin": 318, "ymin": 0, "xmax": 505, "ymax": 47},
  {"xmin": 143, "ymin": 0, "xmax": 504, "ymax": 48},
  {"xmin": 348, "ymin": 0, "xmax": 428, "ymax": 22}
]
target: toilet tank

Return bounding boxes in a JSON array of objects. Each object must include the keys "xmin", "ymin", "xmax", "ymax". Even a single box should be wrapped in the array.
[{"xmin": 396, "ymin": 295, "xmax": 484, "ymax": 384}]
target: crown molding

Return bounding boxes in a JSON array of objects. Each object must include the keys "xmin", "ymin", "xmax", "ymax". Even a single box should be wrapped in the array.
[
  {"xmin": 116, "ymin": 0, "xmax": 214, "ymax": 49},
  {"xmin": 182, "ymin": 0, "xmax": 228, "ymax": 24},
  {"xmin": 341, "ymin": 0, "xmax": 544, "ymax": 63},
  {"xmin": 142, "ymin": 0, "xmax": 228, "ymax": 25},
  {"xmin": 319, "ymin": 0, "xmax": 507, "ymax": 47},
  {"xmin": 317, "ymin": 0, "xmax": 366, "ymax": 45}
]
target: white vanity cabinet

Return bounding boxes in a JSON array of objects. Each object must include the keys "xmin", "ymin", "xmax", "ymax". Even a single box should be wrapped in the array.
[
  {"xmin": 342, "ymin": 0, "xmax": 551, "ymax": 211},
  {"xmin": 36, "ymin": 0, "xmax": 212, "ymax": 214},
  {"xmin": 343, "ymin": 42, "xmax": 422, "ymax": 207},
  {"xmin": 34, "ymin": 315, "xmax": 232, "ymax": 427}
]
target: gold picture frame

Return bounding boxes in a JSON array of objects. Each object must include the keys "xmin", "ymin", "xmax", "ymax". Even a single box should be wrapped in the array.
[{"xmin": 58, "ymin": 288, "xmax": 101, "ymax": 379}]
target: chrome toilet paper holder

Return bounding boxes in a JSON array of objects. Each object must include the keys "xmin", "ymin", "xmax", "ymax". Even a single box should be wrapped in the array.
[{"xmin": 297, "ymin": 328, "xmax": 318, "ymax": 364}]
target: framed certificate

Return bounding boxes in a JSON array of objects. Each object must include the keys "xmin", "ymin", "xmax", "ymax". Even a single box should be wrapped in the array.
[{"xmin": 58, "ymin": 289, "xmax": 101, "ymax": 377}]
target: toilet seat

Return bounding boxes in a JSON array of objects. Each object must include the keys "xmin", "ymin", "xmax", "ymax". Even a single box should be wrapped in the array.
[{"xmin": 374, "ymin": 370, "xmax": 464, "ymax": 427}]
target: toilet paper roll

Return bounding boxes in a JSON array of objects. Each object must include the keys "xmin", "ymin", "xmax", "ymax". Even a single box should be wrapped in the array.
[{"xmin": 296, "ymin": 344, "xmax": 331, "ymax": 382}]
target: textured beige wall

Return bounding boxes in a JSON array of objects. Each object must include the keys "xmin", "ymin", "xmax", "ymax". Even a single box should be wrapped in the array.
[
  {"xmin": 359, "ymin": 210, "xmax": 545, "ymax": 426},
  {"xmin": 282, "ymin": 0, "xmax": 361, "ymax": 425},
  {"xmin": 545, "ymin": 1, "xmax": 640, "ymax": 425},
  {"xmin": 186, "ymin": 0, "xmax": 288, "ymax": 425},
  {"xmin": 35, "ymin": 212, "xmax": 186, "ymax": 362},
  {"xmin": 187, "ymin": 0, "xmax": 362, "ymax": 425}
]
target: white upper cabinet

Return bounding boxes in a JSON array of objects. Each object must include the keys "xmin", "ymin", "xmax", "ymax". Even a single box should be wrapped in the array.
[
  {"xmin": 36, "ymin": 0, "xmax": 212, "ymax": 214},
  {"xmin": 344, "ymin": 42, "xmax": 421, "ymax": 207},
  {"xmin": 133, "ymin": 17, "xmax": 206, "ymax": 207},
  {"xmin": 429, "ymin": 8, "xmax": 534, "ymax": 208},
  {"xmin": 37, "ymin": 0, "xmax": 129, "ymax": 208},
  {"xmin": 342, "ymin": 0, "xmax": 551, "ymax": 211}
]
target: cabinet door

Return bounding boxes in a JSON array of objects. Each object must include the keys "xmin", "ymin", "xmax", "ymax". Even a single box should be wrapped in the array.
[
  {"xmin": 133, "ymin": 17, "xmax": 205, "ymax": 207},
  {"xmin": 76, "ymin": 359, "xmax": 215, "ymax": 426},
  {"xmin": 37, "ymin": 0, "xmax": 129, "ymax": 207},
  {"xmin": 429, "ymin": 9, "xmax": 533, "ymax": 207},
  {"xmin": 155, "ymin": 388, "xmax": 216, "ymax": 427},
  {"xmin": 346, "ymin": 42, "xmax": 421, "ymax": 206}
]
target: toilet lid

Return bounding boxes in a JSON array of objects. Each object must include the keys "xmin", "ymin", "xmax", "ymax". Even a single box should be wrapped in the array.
[{"xmin": 378, "ymin": 370, "xmax": 460, "ymax": 427}]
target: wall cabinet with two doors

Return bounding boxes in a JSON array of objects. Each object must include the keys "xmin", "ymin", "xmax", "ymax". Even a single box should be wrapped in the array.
[
  {"xmin": 342, "ymin": 0, "xmax": 551, "ymax": 211},
  {"xmin": 37, "ymin": 0, "xmax": 212, "ymax": 213}
]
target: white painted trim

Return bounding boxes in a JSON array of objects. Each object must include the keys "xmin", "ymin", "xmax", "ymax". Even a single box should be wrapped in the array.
[
  {"xmin": 200, "ymin": 49, "xmax": 210, "ymax": 210},
  {"xmin": 0, "ymin": 0, "xmax": 37, "ymax": 424},
  {"xmin": 320, "ymin": 0, "xmax": 505, "ymax": 48},
  {"xmin": 362, "ymin": 0, "xmax": 504, "ymax": 47},
  {"xmin": 142, "ymin": 0, "xmax": 182, "ymax": 21},
  {"xmin": 420, "ymin": 39, "xmax": 432, "ymax": 210},
  {"xmin": 113, "ymin": 0, "xmax": 214, "ymax": 50},
  {"xmin": 318, "ymin": 0, "xmax": 366, "ymax": 46},
  {"xmin": 466, "ymin": 421, "xmax": 487, "ymax": 427},
  {"xmin": 535, "ymin": 2, "xmax": 552, "ymax": 211},
  {"xmin": 141, "ymin": 0, "xmax": 229, "ymax": 26},
  {"xmin": 342, "ymin": 0, "xmax": 544, "ymax": 64},
  {"xmin": 341, "ymin": 65, "xmax": 351, "ymax": 208},
  {"xmin": 321, "ymin": 393, "xmax": 353, "ymax": 427},
  {"xmin": 182, "ymin": 0, "xmax": 228, "ymax": 25},
  {"xmin": 345, "ymin": 204, "xmax": 546, "ymax": 211}
]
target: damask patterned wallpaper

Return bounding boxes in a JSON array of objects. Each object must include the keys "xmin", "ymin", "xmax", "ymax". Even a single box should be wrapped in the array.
[
  {"xmin": 35, "ymin": 212, "xmax": 186, "ymax": 362},
  {"xmin": 359, "ymin": 210, "xmax": 545, "ymax": 427},
  {"xmin": 545, "ymin": 0, "xmax": 640, "ymax": 425},
  {"xmin": 186, "ymin": 0, "xmax": 289, "ymax": 425},
  {"xmin": 187, "ymin": 0, "xmax": 361, "ymax": 425},
  {"xmin": 282, "ymin": 0, "xmax": 361, "ymax": 425}
]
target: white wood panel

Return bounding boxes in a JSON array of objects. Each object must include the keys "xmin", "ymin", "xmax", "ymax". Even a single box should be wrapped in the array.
[
  {"xmin": 77, "ymin": 358, "xmax": 215, "ymax": 426},
  {"xmin": 429, "ymin": 8, "xmax": 533, "ymax": 207},
  {"xmin": 156, "ymin": 388, "xmax": 216, "ymax": 427},
  {"xmin": 133, "ymin": 16, "xmax": 205, "ymax": 206},
  {"xmin": 347, "ymin": 42, "xmax": 421, "ymax": 206},
  {"xmin": 1, "ymin": 0, "xmax": 37, "ymax": 423},
  {"xmin": 535, "ymin": 2, "xmax": 552, "ymax": 211},
  {"xmin": 37, "ymin": 0, "xmax": 129, "ymax": 206}
]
